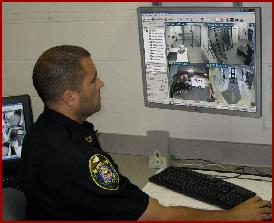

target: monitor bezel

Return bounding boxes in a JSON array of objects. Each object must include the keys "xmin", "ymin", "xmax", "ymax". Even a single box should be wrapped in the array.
[
  {"xmin": 2, "ymin": 94, "xmax": 33, "ymax": 171},
  {"xmin": 137, "ymin": 6, "xmax": 262, "ymax": 118}
]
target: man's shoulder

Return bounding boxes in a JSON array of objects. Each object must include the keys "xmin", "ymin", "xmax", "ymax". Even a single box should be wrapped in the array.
[{"xmin": 24, "ymin": 115, "xmax": 69, "ymax": 147}]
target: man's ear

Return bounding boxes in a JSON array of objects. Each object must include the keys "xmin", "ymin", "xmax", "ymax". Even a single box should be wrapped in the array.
[{"xmin": 62, "ymin": 90, "xmax": 78, "ymax": 107}]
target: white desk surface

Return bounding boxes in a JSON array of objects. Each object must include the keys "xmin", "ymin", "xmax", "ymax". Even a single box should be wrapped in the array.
[{"xmin": 143, "ymin": 169, "xmax": 272, "ymax": 210}]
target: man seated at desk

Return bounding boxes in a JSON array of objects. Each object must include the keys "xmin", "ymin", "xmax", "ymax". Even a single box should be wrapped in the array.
[
  {"xmin": 237, "ymin": 44, "xmax": 254, "ymax": 65},
  {"xmin": 21, "ymin": 45, "xmax": 271, "ymax": 221},
  {"xmin": 168, "ymin": 44, "xmax": 188, "ymax": 63}
]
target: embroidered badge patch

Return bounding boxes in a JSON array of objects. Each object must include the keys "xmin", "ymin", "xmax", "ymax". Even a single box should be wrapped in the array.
[{"xmin": 89, "ymin": 154, "xmax": 119, "ymax": 190}]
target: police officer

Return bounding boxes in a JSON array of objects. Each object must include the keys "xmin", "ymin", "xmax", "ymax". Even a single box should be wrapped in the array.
[{"xmin": 21, "ymin": 45, "xmax": 272, "ymax": 220}]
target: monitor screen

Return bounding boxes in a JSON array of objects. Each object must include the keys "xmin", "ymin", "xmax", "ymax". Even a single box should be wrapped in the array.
[
  {"xmin": 2, "ymin": 95, "xmax": 33, "ymax": 170},
  {"xmin": 137, "ymin": 7, "xmax": 262, "ymax": 117}
]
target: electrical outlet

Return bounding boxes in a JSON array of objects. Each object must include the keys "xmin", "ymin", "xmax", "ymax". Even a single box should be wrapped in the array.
[
  {"xmin": 149, "ymin": 154, "xmax": 169, "ymax": 169},
  {"xmin": 149, "ymin": 155, "xmax": 161, "ymax": 168}
]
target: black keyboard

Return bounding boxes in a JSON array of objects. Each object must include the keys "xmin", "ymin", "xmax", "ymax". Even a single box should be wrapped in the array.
[{"xmin": 149, "ymin": 166, "xmax": 256, "ymax": 209}]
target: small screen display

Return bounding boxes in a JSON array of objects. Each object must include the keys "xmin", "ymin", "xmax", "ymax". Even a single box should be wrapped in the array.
[{"xmin": 2, "ymin": 103, "xmax": 26, "ymax": 160}]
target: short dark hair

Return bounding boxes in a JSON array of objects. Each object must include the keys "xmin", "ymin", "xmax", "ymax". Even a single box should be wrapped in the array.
[{"xmin": 33, "ymin": 45, "xmax": 91, "ymax": 103}]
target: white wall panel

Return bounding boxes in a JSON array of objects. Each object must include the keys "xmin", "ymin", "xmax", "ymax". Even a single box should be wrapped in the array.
[
  {"xmin": 48, "ymin": 2, "xmax": 150, "ymax": 22},
  {"xmin": 51, "ymin": 22, "xmax": 103, "ymax": 61},
  {"xmin": 101, "ymin": 99, "xmax": 150, "ymax": 135},
  {"xmin": 30, "ymin": 96, "xmax": 44, "ymax": 121},
  {"xmin": 3, "ymin": 2, "xmax": 51, "ymax": 24},
  {"xmin": 2, "ymin": 64, "xmax": 8, "ymax": 97},
  {"xmin": 97, "ymin": 21, "xmax": 140, "ymax": 61},
  {"xmin": 3, "ymin": 23, "xmax": 33, "ymax": 60},
  {"xmin": 96, "ymin": 61, "xmax": 144, "ymax": 101},
  {"xmin": 2, "ymin": 2, "xmax": 272, "ymax": 145},
  {"xmin": 4, "ymin": 61, "xmax": 37, "ymax": 96}
]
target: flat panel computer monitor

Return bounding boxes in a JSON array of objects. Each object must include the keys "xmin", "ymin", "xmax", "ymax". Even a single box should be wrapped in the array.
[
  {"xmin": 137, "ymin": 7, "xmax": 262, "ymax": 117},
  {"xmin": 2, "ymin": 95, "xmax": 33, "ymax": 172}
]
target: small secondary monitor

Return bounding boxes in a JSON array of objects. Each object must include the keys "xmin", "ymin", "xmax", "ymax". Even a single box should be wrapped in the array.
[
  {"xmin": 137, "ymin": 7, "xmax": 262, "ymax": 117},
  {"xmin": 2, "ymin": 95, "xmax": 33, "ymax": 170}
]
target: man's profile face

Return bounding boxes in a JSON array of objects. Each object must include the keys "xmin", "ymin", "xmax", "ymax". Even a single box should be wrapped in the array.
[{"xmin": 76, "ymin": 57, "xmax": 104, "ymax": 117}]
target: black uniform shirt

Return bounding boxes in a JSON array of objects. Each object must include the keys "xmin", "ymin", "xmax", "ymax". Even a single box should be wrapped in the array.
[{"xmin": 21, "ymin": 107, "xmax": 149, "ymax": 220}]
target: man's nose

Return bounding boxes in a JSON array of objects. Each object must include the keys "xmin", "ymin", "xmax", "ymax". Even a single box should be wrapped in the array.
[{"xmin": 99, "ymin": 78, "xmax": 104, "ymax": 88}]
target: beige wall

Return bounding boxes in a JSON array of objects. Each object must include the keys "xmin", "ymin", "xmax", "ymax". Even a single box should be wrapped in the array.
[{"xmin": 2, "ymin": 2, "xmax": 272, "ymax": 145}]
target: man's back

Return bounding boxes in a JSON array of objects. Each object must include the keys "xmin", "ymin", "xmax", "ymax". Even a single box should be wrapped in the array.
[{"xmin": 21, "ymin": 107, "xmax": 149, "ymax": 220}]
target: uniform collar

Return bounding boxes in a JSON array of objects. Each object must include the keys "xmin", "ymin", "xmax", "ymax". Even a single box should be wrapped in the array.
[{"xmin": 42, "ymin": 107, "xmax": 96, "ymax": 142}]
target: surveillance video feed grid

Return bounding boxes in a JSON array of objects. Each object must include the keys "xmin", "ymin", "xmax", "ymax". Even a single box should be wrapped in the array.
[
  {"xmin": 141, "ymin": 10, "xmax": 257, "ymax": 112},
  {"xmin": 2, "ymin": 103, "xmax": 26, "ymax": 160}
]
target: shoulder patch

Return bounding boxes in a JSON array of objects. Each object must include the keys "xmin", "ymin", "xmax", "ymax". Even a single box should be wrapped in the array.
[{"xmin": 89, "ymin": 154, "xmax": 119, "ymax": 190}]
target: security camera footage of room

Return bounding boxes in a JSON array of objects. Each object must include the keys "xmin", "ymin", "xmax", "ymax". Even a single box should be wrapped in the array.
[
  {"xmin": 142, "ymin": 11, "xmax": 257, "ymax": 113},
  {"xmin": 2, "ymin": 104, "xmax": 26, "ymax": 160}
]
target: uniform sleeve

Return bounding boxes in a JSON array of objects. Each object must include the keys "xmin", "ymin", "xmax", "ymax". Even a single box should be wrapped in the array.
[{"xmin": 62, "ymin": 151, "xmax": 149, "ymax": 220}]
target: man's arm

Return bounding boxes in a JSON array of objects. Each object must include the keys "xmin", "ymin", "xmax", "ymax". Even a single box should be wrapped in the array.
[{"xmin": 138, "ymin": 196, "xmax": 272, "ymax": 221}]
